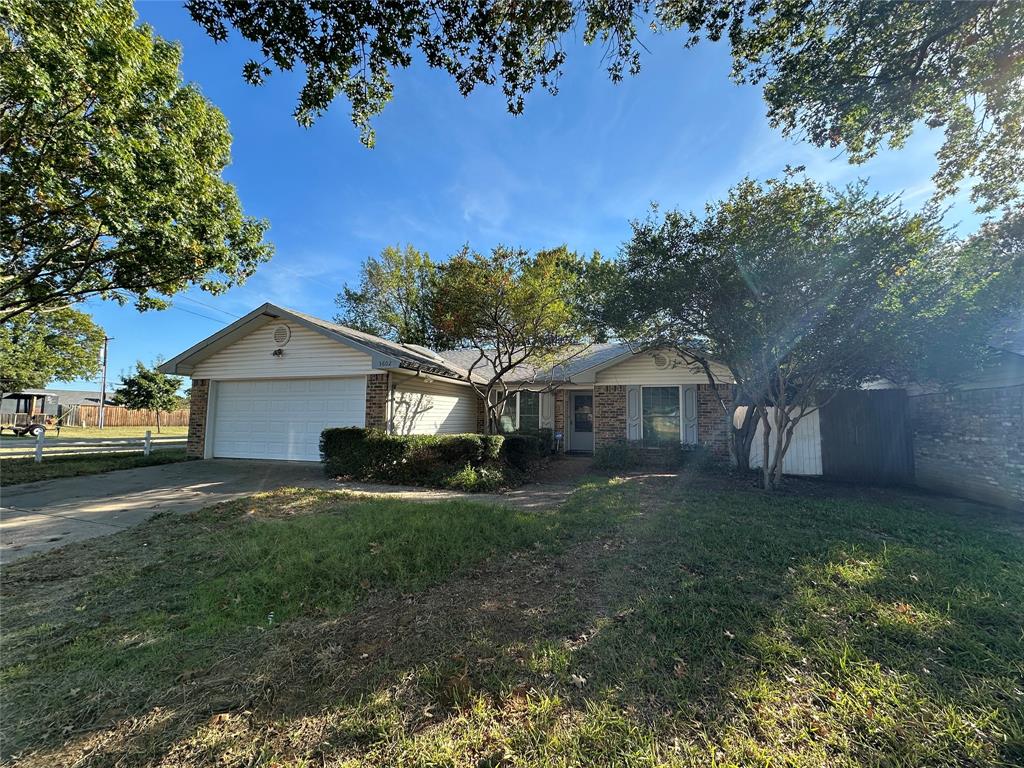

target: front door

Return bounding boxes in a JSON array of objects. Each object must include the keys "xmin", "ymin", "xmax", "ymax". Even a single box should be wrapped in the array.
[{"xmin": 569, "ymin": 392, "xmax": 594, "ymax": 452}]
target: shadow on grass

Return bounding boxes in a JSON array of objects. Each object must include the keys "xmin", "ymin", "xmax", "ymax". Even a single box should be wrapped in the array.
[{"xmin": 3, "ymin": 476, "xmax": 1022, "ymax": 766}]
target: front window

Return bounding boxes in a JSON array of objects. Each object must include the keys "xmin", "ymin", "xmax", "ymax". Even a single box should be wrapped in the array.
[
  {"xmin": 518, "ymin": 391, "xmax": 540, "ymax": 432},
  {"xmin": 497, "ymin": 391, "xmax": 542, "ymax": 433},
  {"xmin": 498, "ymin": 395, "xmax": 516, "ymax": 432},
  {"xmin": 642, "ymin": 387, "xmax": 680, "ymax": 446}
]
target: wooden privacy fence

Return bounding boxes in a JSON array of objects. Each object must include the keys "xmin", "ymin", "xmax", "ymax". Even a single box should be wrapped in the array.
[
  {"xmin": 819, "ymin": 390, "xmax": 914, "ymax": 484},
  {"xmin": 64, "ymin": 404, "xmax": 190, "ymax": 428},
  {"xmin": 738, "ymin": 390, "xmax": 915, "ymax": 484},
  {"xmin": 1, "ymin": 432, "xmax": 186, "ymax": 462}
]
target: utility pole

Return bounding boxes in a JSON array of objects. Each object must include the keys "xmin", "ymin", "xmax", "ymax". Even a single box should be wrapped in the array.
[{"xmin": 98, "ymin": 336, "xmax": 112, "ymax": 429}]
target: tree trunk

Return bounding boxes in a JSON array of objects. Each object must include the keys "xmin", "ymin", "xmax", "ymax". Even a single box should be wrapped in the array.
[
  {"xmin": 732, "ymin": 404, "xmax": 758, "ymax": 472},
  {"xmin": 156, "ymin": 410, "xmax": 161, "ymax": 434},
  {"xmin": 760, "ymin": 409, "xmax": 772, "ymax": 490}
]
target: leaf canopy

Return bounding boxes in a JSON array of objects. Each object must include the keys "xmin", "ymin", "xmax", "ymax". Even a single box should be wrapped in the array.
[{"xmin": 1, "ymin": 0, "xmax": 274, "ymax": 322}]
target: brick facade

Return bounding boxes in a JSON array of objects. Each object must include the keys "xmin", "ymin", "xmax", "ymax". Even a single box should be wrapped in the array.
[
  {"xmin": 554, "ymin": 390, "xmax": 565, "ymax": 435},
  {"xmin": 364, "ymin": 373, "xmax": 390, "ymax": 430},
  {"xmin": 476, "ymin": 393, "xmax": 487, "ymax": 433},
  {"xmin": 910, "ymin": 385, "xmax": 1023, "ymax": 510},
  {"xmin": 697, "ymin": 384, "xmax": 734, "ymax": 459},
  {"xmin": 186, "ymin": 378, "xmax": 210, "ymax": 459},
  {"xmin": 594, "ymin": 385, "xmax": 627, "ymax": 447}
]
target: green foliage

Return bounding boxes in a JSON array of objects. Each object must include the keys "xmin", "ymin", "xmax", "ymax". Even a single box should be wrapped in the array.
[
  {"xmin": 0, "ymin": 449, "xmax": 186, "ymax": 485},
  {"xmin": 320, "ymin": 427, "xmax": 512, "ymax": 490},
  {"xmin": 187, "ymin": 0, "xmax": 1022, "ymax": 211},
  {"xmin": 334, "ymin": 245, "xmax": 452, "ymax": 348},
  {"xmin": 444, "ymin": 463, "xmax": 505, "ymax": 493},
  {"xmin": 881, "ymin": 210, "xmax": 1024, "ymax": 385},
  {"xmin": 501, "ymin": 432, "xmax": 550, "ymax": 471},
  {"xmin": 432, "ymin": 246, "xmax": 599, "ymax": 432},
  {"xmin": 604, "ymin": 175, "xmax": 953, "ymax": 488},
  {"xmin": 593, "ymin": 440, "xmax": 712, "ymax": 471},
  {"xmin": 112, "ymin": 362, "xmax": 184, "ymax": 432},
  {"xmin": 0, "ymin": 307, "xmax": 104, "ymax": 391},
  {"xmin": 0, "ymin": 0, "xmax": 273, "ymax": 322}
]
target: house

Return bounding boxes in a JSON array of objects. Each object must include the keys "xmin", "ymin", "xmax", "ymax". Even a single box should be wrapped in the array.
[{"xmin": 159, "ymin": 303, "xmax": 735, "ymax": 462}]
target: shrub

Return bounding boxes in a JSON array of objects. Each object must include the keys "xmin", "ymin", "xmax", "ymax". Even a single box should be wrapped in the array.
[
  {"xmin": 321, "ymin": 428, "xmax": 514, "ymax": 491},
  {"xmin": 320, "ymin": 427, "xmax": 372, "ymax": 478},
  {"xmin": 444, "ymin": 463, "xmax": 505, "ymax": 492},
  {"xmin": 593, "ymin": 439, "xmax": 644, "ymax": 471},
  {"xmin": 517, "ymin": 427, "xmax": 554, "ymax": 453},
  {"xmin": 480, "ymin": 434, "xmax": 504, "ymax": 461},
  {"xmin": 592, "ymin": 440, "xmax": 716, "ymax": 471},
  {"xmin": 501, "ymin": 433, "xmax": 547, "ymax": 470}
]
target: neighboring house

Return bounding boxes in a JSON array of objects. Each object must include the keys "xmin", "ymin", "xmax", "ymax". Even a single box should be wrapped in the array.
[{"xmin": 159, "ymin": 303, "xmax": 735, "ymax": 462}]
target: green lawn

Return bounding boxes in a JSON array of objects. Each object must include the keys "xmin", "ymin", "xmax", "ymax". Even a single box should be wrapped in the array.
[
  {"xmin": 0, "ymin": 449, "xmax": 188, "ymax": 485},
  {"xmin": 2, "ymin": 476, "xmax": 1021, "ymax": 767},
  {"xmin": 0, "ymin": 425, "xmax": 188, "ymax": 440}
]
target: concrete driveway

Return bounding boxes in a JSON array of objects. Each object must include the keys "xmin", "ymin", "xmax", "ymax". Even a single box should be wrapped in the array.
[{"xmin": 0, "ymin": 459, "xmax": 328, "ymax": 564}]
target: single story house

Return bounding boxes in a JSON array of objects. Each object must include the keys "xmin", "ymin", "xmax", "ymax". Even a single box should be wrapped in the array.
[{"xmin": 159, "ymin": 303, "xmax": 735, "ymax": 462}]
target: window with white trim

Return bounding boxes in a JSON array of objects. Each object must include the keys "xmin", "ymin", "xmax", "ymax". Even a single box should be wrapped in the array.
[
  {"xmin": 497, "ymin": 390, "xmax": 542, "ymax": 433},
  {"xmin": 641, "ymin": 386, "xmax": 680, "ymax": 446}
]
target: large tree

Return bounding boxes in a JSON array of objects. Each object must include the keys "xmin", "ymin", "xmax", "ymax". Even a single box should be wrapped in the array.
[
  {"xmin": 0, "ymin": 307, "xmax": 105, "ymax": 393},
  {"xmin": 113, "ymin": 362, "xmax": 184, "ymax": 434},
  {"xmin": 431, "ymin": 245, "xmax": 597, "ymax": 433},
  {"xmin": 187, "ymin": 0, "xmax": 1022, "ymax": 211},
  {"xmin": 880, "ymin": 208, "xmax": 1024, "ymax": 386},
  {"xmin": 603, "ymin": 177, "xmax": 958, "ymax": 490},
  {"xmin": 0, "ymin": 0, "xmax": 273, "ymax": 323},
  {"xmin": 335, "ymin": 245, "xmax": 452, "ymax": 349}
]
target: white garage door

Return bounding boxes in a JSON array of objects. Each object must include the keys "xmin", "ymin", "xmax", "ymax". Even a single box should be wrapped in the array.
[{"xmin": 212, "ymin": 378, "xmax": 366, "ymax": 461}]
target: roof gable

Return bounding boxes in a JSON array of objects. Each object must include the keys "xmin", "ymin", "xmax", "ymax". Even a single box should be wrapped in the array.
[{"xmin": 159, "ymin": 303, "xmax": 474, "ymax": 381}]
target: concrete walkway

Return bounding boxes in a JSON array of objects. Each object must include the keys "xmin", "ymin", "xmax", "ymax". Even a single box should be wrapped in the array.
[
  {"xmin": 0, "ymin": 456, "xmax": 594, "ymax": 564},
  {"xmin": 0, "ymin": 459, "xmax": 328, "ymax": 564}
]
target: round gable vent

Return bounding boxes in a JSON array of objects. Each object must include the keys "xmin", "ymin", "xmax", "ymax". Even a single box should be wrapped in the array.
[
  {"xmin": 652, "ymin": 352, "xmax": 670, "ymax": 369},
  {"xmin": 272, "ymin": 324, "xmax": 292, "ymax": 346}
]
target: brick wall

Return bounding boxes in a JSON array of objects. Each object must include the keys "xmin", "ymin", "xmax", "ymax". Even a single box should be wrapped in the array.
[
  {"xmin": 365, "ymin": 373, "xmax": 390, "ymax": 430},
  {"xmin": 697, "ymin": 383, "xmax": 734, "ymax": 459},
  {"xmin": 594, "ymin": 385, "xmax": 627, "ymax": 447},
  {"xmin": 910, "ymin": 385, "xmax": 1023, "ymax": 510},
  {"xmin": 186, "ymin": 378, "xmax": 209, "ymax": 459},
  {"xmin": 475, "ymin": 393, "xmax": 487, "ymax": 433}
]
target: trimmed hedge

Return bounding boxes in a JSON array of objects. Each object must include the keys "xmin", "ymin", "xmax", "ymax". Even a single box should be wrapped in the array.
[
  {"xmin": 321, "ymin": 428, "xmax": 519, "ymax": 491},
  {"xmin": 593, "ymin": 439, "xmax": 713, "ymax": 471},
  {"xmin": 501, "ymin": 433, "xmax": 548, "ymax": 471}
]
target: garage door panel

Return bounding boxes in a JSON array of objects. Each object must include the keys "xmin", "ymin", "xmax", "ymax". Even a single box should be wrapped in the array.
[{"xmin": 212, "ymin": 377, "xmax": 365, "ymax": 461}]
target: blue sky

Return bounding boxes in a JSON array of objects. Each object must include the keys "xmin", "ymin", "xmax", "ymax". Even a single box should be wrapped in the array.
[{"xmin": 68, "ymin": 1, "xmax": 980, "ymax": 390}]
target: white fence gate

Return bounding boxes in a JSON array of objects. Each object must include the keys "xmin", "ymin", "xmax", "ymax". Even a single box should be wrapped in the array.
[{"xmin": 739, "ymin": 407, "xmax": 823, "ymax": 476}]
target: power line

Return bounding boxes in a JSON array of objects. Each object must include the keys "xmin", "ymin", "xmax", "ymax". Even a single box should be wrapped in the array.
[
  {"xmin": 175, "ymin": 294, "xmax": 242, "ymax": 319},
  {"xmin": 165, "ymin": 303, "xmax": 232, "ymax": 325},
  {"xmin": 110, "ymin": 291, "xmax": 231, "ymax": 325}
]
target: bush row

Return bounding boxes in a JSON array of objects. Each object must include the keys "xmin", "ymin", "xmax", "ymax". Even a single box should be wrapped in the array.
[
  {"xmin": 320, "ymin": 428, "xmax": 552, "ymax": 492},
  {"xmin": 592, "ymin": 440, "xmax": 713, "ymax": 471}
]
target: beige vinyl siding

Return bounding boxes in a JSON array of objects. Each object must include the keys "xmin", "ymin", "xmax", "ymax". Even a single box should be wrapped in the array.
[
  {"xmin": 595, "ymin": 351, "xmax": 732, "ymax": 386},
  {"xmin": 391, "ymin": 376, "xmax": 478, "ymax": 435},
  {"xmin": 192, "ymin": 320, "xmax": 374, "ymax": 380}
]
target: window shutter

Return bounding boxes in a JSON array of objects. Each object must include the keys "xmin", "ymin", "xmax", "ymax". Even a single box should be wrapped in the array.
[
  {"xmin": 626, "ymin": 385, "xmax": 641, "ymax": 441},
  {"xmin": 540, "ymin": 392, "xmax": 554, "ymax": 429},
  {"xmin": 682, "ymin": 386, "xmax": 698, "ymax": 444}
]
